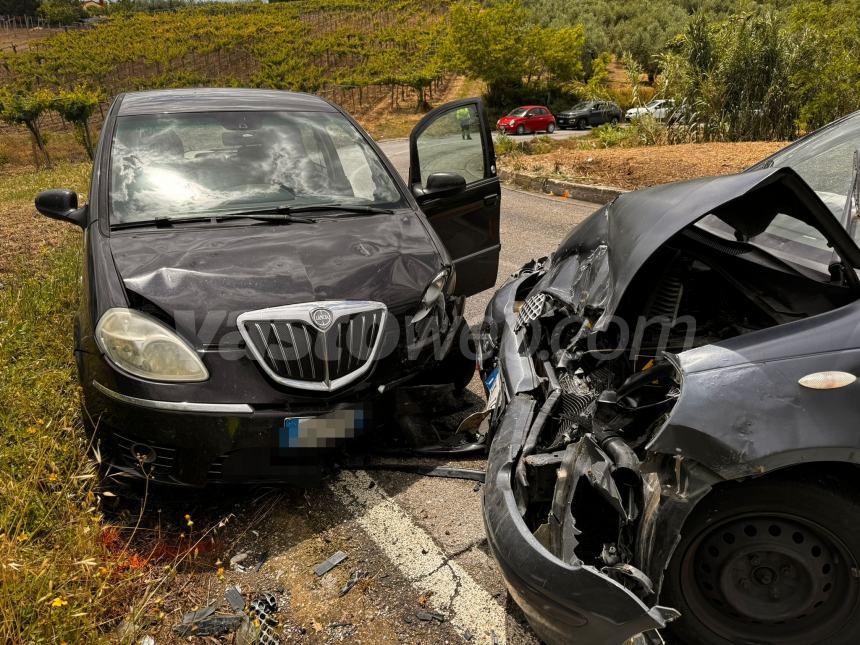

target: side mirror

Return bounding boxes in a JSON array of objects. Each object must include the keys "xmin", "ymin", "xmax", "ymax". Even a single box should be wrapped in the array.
[
  {"xmin": 414, "ymin": 172, "xmax": 466, "ymax": 201},
  {"xmin": 35, "ymin": 189, "xmax": 86, "ymax": 227}
]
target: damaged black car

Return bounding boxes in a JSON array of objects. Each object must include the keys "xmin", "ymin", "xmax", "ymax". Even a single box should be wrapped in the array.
[
  {"xmin": 35, "ymin": 88, "xmax": 500, "ymax": 486},
  {"xmin": 479, "ymin": 110, "xmax": 860, "ymax": 644}
]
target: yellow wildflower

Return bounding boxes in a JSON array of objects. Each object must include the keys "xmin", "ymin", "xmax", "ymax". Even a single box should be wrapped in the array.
[{"xmin": 50, "ymin": 597, "xmax": 68, "ymax": 608}]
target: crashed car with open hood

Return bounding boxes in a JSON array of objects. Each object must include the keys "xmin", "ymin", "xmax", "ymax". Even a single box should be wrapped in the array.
[
  {"xmin": 35, "ymin": 88, "xmax": 501, "ymax": 486},
  {"xmin": 478, "ymin": 110, "xmax": 860, "ymax": 644}
]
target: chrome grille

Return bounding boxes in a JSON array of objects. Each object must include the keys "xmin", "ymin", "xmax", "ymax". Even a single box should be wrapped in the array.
[{"xmin": 238, "ymin": 301, "xmax": 387, "ymax": 392}]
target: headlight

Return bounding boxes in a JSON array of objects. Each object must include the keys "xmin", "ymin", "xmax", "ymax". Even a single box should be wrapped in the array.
[
  {"xmin": 411, "ymin": 269, "xmax": 451, "ymax": 324},
  {"xmin": 95, "ymin": 308, "xmax": 208, "ymax": 382}
]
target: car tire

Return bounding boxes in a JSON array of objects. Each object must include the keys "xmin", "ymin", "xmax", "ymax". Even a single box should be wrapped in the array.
[
  {"xmin": 516, "ymin": 125, "xmax": 525, "ymax": 135},
  {"xmin": 575, "ymin": 118, "xmax": 586, "ymax": 130},
  {"xmin": 546, "ymin": 122, "xmax": 556, "ymax": 133},
  {"xmin": 610, "ymin": 117, "xmax": 619, "ymax": 126},
  {"xmin": 662, "ymin": 475, "xmax": 860, "ymax": 645}
]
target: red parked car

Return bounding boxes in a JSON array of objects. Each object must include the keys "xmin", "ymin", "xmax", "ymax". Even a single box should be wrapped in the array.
[{"xmin": 496, "ymin": 105, "xmax": 556, "ymax": 135}]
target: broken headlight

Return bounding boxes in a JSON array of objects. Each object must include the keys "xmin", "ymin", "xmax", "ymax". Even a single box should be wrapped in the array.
[
  {"xmin": 411, "ymin": 268, "xmax": 452, "ymax": 324},
  {"xmin": 95, "ymin": 308, "xmax": 208, "ymax": 382}
]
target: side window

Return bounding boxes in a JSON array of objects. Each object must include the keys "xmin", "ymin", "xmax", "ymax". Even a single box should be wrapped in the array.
[{"xmin": 416, "ymin": 104, "xmax": 485, "ymax": 187}]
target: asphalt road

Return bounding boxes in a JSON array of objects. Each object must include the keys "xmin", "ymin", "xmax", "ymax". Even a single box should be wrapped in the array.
[{"xmin": 154, "ymin": 140, "xmax": 600, "ymax": 644}]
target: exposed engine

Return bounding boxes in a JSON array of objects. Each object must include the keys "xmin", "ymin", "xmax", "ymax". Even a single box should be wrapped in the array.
[{"xmin": 502, "ymin": 224, "xmax": 855, "ymax": 602}]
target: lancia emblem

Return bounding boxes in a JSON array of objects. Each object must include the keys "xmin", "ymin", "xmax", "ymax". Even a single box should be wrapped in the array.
[{"xmin": 310, "ymin": 307, "xmax": 334, "ymax": 330}]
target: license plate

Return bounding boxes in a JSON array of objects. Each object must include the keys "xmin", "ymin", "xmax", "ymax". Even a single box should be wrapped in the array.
[
  {"xmin": 484, "ymin": 368, "xmax": 502, "ymax": 411},
  {"xmin": 277, "ymin": 409, "xmax": 365, "ymax": 450}
]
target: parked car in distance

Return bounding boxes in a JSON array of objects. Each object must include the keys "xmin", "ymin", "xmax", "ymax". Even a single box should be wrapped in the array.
[
  {"xmin": 35, "ymin": 88, "xmax": 502, "ymax": 487},
  {"xmin": 556, "ymin": 100, "xmax": 623, "ymax": 130},
  {"xmin": 626, "ymin": 98, "xmax": 676, "ymax": 121},
  {"xmin": 478, "ymin": 109, "xmax": 860, "ymax": 644},
  {"xmin": 496, "ymin": 106, "xmax": 556, "ymax": 135}
]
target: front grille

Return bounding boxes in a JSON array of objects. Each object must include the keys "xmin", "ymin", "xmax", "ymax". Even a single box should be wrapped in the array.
[
  {"xmin": 238, "ymin": 301, "xmax": 387, "ymax": 391},
  {"xmin": 515, "ymin": 292, "xmax": 547, "ymax": 331},
  {"xmin": 111, "ymin": 432, "xmax": 176, "ymax": 478}
]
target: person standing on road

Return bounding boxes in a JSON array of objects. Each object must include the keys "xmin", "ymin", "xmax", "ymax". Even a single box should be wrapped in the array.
[{"xmin": 457, "ymin": 107, "xmax": 472, "ymax": 140}]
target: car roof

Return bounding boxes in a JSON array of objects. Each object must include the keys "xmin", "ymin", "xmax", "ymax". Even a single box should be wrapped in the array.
[
  {"xmin": 517, "ymin": 105, "xmax": 545, "ymax": 109},
  {"xmin": 117, "ymin": 88, "xmax": 338, "ymax": 116}
]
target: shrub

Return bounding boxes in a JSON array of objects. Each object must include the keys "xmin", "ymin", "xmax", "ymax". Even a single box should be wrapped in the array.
[
  {"xmin": 37, "ymin": 0, "xmax": 85, "ymax": 25},
  {"xmin": 592, "ymin": 123, "xmax": 635, "ymax": 148}
]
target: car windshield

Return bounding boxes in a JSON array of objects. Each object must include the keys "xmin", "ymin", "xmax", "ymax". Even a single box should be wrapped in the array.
[
  {"xmin": 760, "ymin": 111, "xmax": 860, "ymax": 221},
  {"xmin": 571, "ymin": 102, "xmax": 592, "ymax": 110},
  {"xmin": 109, "ymin": 110, "xmax": 404, "ymax": 224},
  {"xmin": 507, "ymin": 108, "xmax": 529, "ymax": 117},
  {"xmin": 698, "ymin": 111, "xmax": 860, "ymax": 269},
  {"xmin": 646, "ymin": 100, "xmax": 664, "ymax": 108}
]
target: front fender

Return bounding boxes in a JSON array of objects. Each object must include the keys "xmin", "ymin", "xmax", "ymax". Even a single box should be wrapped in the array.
[{"xmin": 648, "ymin": 346, "xmax": 860, "ymax": 479}]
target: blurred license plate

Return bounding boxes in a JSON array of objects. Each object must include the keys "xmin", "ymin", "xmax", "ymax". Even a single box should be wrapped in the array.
[{"xmin": 277, "ymin": 409, "xmax": 364, "ymax": 450}]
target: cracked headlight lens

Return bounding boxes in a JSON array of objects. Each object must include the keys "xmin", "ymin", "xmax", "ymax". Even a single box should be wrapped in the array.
[
  {"xmin": 95, "ymin": 308, "xmax": 208, "ymax": 382},
  {"xmin": 412, "ymin": 269, "xmax": 451, "ymax": 324}
]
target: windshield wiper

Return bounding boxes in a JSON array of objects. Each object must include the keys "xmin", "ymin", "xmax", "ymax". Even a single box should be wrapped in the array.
[
  {"xmin": 110, "ymin": 203, "xmax": 392, "ymax": 230},
  {"xmin": 282, "ymin": 203, "xmax": 395, "ymax": 216},
  {"xmin": 111, "ymin": 216, "xmax": 198, "ymax": 230}
]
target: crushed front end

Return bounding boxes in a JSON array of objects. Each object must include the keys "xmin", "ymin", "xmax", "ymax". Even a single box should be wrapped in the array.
[{"xmin": 480, "ymin": 257, "xmax": 684, "ymax": 644}]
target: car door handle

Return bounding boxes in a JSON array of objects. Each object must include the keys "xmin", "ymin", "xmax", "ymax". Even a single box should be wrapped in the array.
[{"xmin": 484, "ymin": 194, "xmax": 499, "ymax": 206}]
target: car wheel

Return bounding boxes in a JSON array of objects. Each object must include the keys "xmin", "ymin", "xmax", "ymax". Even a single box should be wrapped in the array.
[
  {"xmin": 610, "ymin": 117, "xmax": 619, "ymax": 126},
  {"xmin": 662, "ymin": 476, "xmax": 860, "ymax": 645},
  {"xmin": 516, "ymin": 125, "xmax": 525, "ymax": 135},
  {"xmin": 575, "ymin": 118, "xmax": 586, "ymax": 130},
  {"xmin": 546, "ymin": 122, "xmax": 556, "ymax": 133}
]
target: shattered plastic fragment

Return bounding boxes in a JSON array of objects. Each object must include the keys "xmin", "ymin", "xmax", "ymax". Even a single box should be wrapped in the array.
[
  {"xmin": 249, "ymin": 593, "xmax": 280, "ymax": 645},
  {"xmin": 313, "ymin": 550, "xmax": 347, "ymax": 576},
  {"xmin": 225, "ymin": 585, "xmax": 245, "ymax": 612},
  {"xmin": 339, "ymin": 569, "xmax": 364, "ymax": 597}
]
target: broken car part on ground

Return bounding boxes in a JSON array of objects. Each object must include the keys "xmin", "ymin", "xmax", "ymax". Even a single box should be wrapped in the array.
[
  {"xmin": 36, "ymin": 88, "xmax": 501, "ymax": 486},
  {"xmin": 480, "ymin": 110, "xmax": 860, "ymax": 644}
]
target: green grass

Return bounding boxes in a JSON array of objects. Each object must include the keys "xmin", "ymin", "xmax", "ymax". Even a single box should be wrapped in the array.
[
  {"xmin": 0, "ymin": 162, "xmax": 91, "ymax": 202},
  {"xmin": 0, "ymin": 163, "xmax": 147, "ymax": 643}
]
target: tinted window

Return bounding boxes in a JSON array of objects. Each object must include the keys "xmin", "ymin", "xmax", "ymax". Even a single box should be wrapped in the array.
[{"xmin": 109, "ymin": 110, "xmax": 403, "ymax": 224}]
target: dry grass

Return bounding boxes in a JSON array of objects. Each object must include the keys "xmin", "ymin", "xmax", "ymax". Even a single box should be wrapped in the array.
[
  {"xmin": 360, "ymin": 77, "xmax": 485, "ymax": 140},
  {"xmin": 502, "ymin": 141, "xmax": 788, "ymax": 190}
]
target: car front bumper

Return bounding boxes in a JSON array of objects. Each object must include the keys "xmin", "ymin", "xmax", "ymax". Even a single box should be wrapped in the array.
[
  {"xmin": 483, "ymin": 393, "xmax": 678, "ymax": 645},
  {"xmin": 86, "ymin": 378, "xmax": 385, "ymax": 486},
  {"xmin": 479, "ymin": 272, "xmax": 680, "ymax": 644}
]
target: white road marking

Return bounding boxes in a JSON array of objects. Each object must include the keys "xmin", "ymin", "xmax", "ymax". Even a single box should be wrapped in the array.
[{"xmin": 330, "ymin": 469, "xmax": 508, "ymax": 644}]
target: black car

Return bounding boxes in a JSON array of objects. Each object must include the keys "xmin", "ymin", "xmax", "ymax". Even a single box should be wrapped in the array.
[
  {"xmin": 556, "ymin": 100, "xmax": 623, "ymax": 130},
  {"xmin": 478, "ymin": 110, "xmax": 860, "ymax": 644},
  {"xmin": 36, "ymin": 88, "xmax": 501, "ymax": 486}
]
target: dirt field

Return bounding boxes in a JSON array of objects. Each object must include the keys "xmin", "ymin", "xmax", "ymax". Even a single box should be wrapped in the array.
[
  {"xmin": 501, "ymin": 141, "xmax": 788, "ymax": 191},
  {"xmin": 0, "ymin": 26, "xmax": 63, "ymax": 50}
]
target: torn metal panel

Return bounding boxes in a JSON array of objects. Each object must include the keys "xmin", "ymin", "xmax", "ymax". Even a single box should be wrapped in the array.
[{"xmin": 480, "ymin": 153, "xmax": 860, "ymax": 643}]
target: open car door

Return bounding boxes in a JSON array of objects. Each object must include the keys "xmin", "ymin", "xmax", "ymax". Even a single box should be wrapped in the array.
[{"xmin": 409, "ymin": 98, "xmax": 500, "ymax": 297}]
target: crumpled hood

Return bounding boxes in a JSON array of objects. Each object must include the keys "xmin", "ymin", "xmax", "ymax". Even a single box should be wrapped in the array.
[
  {"xmin": 110, "ymin": 212, "xmax": 441, "ymax": 345},
  {"xmin": 534, "ymin": 167, "xmax": 860, "ymax": 330}
]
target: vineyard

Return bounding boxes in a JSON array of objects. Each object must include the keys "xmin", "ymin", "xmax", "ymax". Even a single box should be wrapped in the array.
[{"xmin": 0, "ymin": 1, "xmax": 457, "ymax": 164}]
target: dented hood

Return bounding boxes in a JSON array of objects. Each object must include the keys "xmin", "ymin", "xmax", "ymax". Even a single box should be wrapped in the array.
[
  {"xmin": 110, "ymin": 212, "xmax": 441, "ymax": 344},
  {"xmin": 536, "ymin": 167, "xmax": 860, "ymax": 330}
]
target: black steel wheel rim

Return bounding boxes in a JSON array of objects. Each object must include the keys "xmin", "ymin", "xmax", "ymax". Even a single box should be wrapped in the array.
[{"xmin": 680, "ymin": 512, "xmax": 857, "ymax": 643}]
